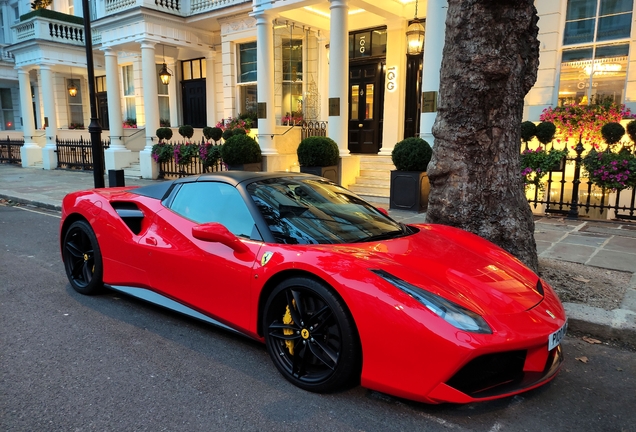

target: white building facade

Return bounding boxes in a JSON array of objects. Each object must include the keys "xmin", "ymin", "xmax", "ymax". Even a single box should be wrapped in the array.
[{"xmin": 0, "ymin": 0, "xmax": 634, "ymax": 189}]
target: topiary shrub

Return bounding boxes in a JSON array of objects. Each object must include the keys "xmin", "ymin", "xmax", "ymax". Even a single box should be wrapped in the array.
[
  {"xmin": 535, "ymin": 121, "xmax": 556, "ymax": 144},
  {"xmin": 220, "ymin": 135, "xmax": 262, "ymax": 166},
  {"xmin": 297, "ymin": 137, "xmax": 339, "ymax": 167},
  {"xmin": 520, "ymin": 121, "xmax": 537, "ymax": 143},
  {"xmin": 178, "ymin": 125, "xmax": 194, "ymax": 140},
  {"xmin": 391, "ymin": 137, "xmax": 432, "ymax": 171},
  {"xmin": 203, "ymin": 126, "xmax": 223, "ymax": 142},
  {"xmin": 627, "ymin": 120, "xmax": 636, "ymax": 144},
  {"xmin": 601, "ymin": 122, "xmax": 625, "ymax": 145},
  {"xmin": 156, "ymin": 127, "xmax": 173, "ymax": 142}
]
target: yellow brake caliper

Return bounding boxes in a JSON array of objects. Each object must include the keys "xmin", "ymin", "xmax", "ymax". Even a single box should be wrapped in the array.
[{"xmin": 283, "ymin": 304, "xmax": 294, "ymax": 355}]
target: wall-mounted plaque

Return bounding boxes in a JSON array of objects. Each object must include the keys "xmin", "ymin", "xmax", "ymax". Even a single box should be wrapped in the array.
[
  {"xmin": 422, "ymin": 91, "xmax": 438, "ymax": 113},
  {"xmin": 329, "ymin": 98, "xmax": 340, "ymax": 116},
  {"xmin": 257, "ymin": 102, "xmax": 267, "ymax": 119}
]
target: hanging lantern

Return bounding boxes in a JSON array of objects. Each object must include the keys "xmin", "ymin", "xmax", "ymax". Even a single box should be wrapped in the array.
[
  {"xmin": 406, "ymin": 19, "xmax": 425, "ymax": 55},
  {"xmin": 159, "ymin": 63, "xmax": 172, "ymax": 85}
]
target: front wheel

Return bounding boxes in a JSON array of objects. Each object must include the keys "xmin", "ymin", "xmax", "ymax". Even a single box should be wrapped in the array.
[
  {"xmin": 63, "ymin": 220, "xmax": 104, "ymax": 295},
  {"xmin": 263, "ymin": 277, "xmax": 360, "ymax": 393}
]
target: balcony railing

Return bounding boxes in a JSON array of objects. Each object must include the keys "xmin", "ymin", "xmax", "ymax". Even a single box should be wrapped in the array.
[
  {"xmin": 14, "ymin": 11, "xmax": 101, "ymax": 47},
  {"xmin": 104, "ymin": 0, "xmax": 251, "ymax": 17}
]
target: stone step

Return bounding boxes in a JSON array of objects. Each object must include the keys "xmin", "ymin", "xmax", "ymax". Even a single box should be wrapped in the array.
[
  {"xmin": 360, "ymin": 160, "xmax": 395, "ymax": 170},
  {"xmin": 358, "ymin": 155, "xmax": 393, "ymax": 164},
  {"xmin": 355, "ymin": 194, "xmax": 389, "ymax": 206},
  {"xmin": 354, "ymin": 176, "xmax": 390, "ymax": 187},
  {"xmin": 359, "ymin": 169, "xmax": 391, "ymax": 180},
  {"xmin": 349, "ymin": 184, "xmax": 390, "ymax": 197}
]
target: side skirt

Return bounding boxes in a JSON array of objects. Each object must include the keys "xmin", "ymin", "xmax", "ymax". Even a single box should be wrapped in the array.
[{"xmin": 108, "ymin": 285, "xmax": 242, "ymax": 335}]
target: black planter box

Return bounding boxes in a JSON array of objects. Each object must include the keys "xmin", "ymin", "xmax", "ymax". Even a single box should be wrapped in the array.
[
  {"xmin": 389, "ymin": 171, "xmax": 430, "ymax": 212},
  {"xmin": 227, "ymin": 162, "xmax": 262, "ymax": 172},
  {"xmin": 300, "ymin": 165, "xmax": 339, "ymax": 183}
]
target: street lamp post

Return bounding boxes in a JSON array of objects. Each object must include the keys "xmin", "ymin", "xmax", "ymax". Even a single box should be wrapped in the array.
[{"xmin": 82, "ymin": 0, "xmax": 104, "ymax": 188}]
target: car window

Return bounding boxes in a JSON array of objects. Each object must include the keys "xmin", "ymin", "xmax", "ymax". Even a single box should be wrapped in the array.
[
  {"xmin": 169, "ymin": 182, "xmax": 256, "ymax": 239},
  {"xmin": 247, "ymin": 177, "xmax": 406, "ymax": 244}
]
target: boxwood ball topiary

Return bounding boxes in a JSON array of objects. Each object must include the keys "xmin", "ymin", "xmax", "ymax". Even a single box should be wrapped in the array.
[
  {"xmin": 520, "ymin": 121, "xmax": 537, "ymax": 143},
  {"xmin": 297, "ymin": 136, "xmax": 339, "ymax": 167},
  {"xmin": 156, "ymin": 127, "xmax": 173, "ymax": 142},
  {"xmin": 602, "ymin": 122, "xmax": 625, "ymax": 145},
  {"xmin": 391, "ymin": 137, "xmax": 432, "ymax": 171},
  {"xmin": 535, "ymin": 121, "xmax": 556, "ymax": 144},
  {"xmin": 178, "ymin": 125, "xmax": 194, "ymax": 139},
  {"xmin": 627, "ymin": 120, "xmax": 636, "ymax": 144},
  {"xmin": 220, "ymin": 134, "xmax": 262, "ymax": 166}
]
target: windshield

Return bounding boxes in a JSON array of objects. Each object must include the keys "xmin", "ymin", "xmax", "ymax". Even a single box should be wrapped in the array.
[{"xmin": 247, "ymin": 177, "xmax": 409, "ymax": 244}]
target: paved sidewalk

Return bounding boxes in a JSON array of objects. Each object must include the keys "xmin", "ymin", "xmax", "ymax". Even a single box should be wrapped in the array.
[{"xmin": 1, "ymin": 163, "xmax": 635, "ymax": 345}]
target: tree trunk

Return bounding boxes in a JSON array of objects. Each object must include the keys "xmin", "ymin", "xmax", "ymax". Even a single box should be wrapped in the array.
[{"xmin": 426, "ymin": 0, "xmax": 540, "ymax": 272}]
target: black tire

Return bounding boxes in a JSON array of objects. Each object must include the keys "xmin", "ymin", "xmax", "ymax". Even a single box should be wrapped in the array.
[
  {"xmin": 62, "ymin": 220, "xmax": 104, "ymax": 295},
  {"xmin": 263, "ymin": 277, "xmax": 360, "ymax": 393}
]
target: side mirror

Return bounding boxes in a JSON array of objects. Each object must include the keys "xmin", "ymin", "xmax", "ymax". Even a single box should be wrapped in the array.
[
  {"xmin": 376, "ymin": 207, "xmax": 389, "ymax": 216},
  {"xmin": 192, "ymin": 222, "xmax": 250, "ymax": 254}
]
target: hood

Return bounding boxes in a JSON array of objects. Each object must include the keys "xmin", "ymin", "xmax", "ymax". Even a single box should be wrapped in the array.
[{"xmin": 326, "ymin": 224, "xmax": 543, "ymax": 316}]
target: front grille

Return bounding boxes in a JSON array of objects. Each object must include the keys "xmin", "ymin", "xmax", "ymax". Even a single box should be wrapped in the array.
[{"xmin": 446, "ymin": 346, "xmax": 563, "ymax": 398}]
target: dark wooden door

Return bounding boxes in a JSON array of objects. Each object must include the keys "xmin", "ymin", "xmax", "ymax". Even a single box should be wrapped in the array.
[
  {"xmin": 97, "ymin": 93, "xmax": 109, "ymax": 130},
  {"xmin": 348, "ymin": 62, "xmax": 384, "ymax": 154},
  {"xmin": 181, "ymin": 79, "xmax": 207, "ymax": 128}
]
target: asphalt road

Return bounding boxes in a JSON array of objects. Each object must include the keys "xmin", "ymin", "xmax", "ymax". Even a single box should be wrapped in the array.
[{"xmin": 1, "ymin": 203, "xmax": 635, "ymax": 432}]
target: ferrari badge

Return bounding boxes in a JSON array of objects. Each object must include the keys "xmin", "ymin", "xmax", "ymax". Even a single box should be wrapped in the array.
[{"xmin": 261, "ymin": 251, "xmax": 274, "ymax": 267}]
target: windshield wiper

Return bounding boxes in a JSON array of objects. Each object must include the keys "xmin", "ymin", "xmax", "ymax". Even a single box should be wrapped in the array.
[{"xmin": 357, "ymin": 229, "xmax": 405, "ymax": 243}]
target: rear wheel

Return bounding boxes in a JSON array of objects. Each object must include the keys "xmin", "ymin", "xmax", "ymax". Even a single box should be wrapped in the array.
[
  {"xmin": 263, "ymin": 277, "xmax": 359, "ymax": 393},
  {"xmin": 63, "ymin": 220, "xmax": 104, "ymax": 295}
]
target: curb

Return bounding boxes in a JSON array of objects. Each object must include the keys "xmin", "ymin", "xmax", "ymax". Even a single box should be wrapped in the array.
[
  {"xmin": 564, "ymin": 303, "xmax": 636, "ymax": 347},
  {"xmin": 0, "ymin": 194, "xmax": 62, "ymax": 212}
]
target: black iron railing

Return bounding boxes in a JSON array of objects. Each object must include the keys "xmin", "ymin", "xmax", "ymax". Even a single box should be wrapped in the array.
[
  {"xmin": 56, "ymin": 136, "xmax": 110, "ymax": 171},
  {"xmin": 526, "ymin": 140, "xmax": 636, "ymax": 221},
  {"xmin": 157, "ymin": 139, "xmax": 225, "ymax": 179},
  {"xmin": 0, "ymin": 137, "xmax": 25, "ymax": 164},
  {"xmin": 301, "ymin": 121, "xmax": 328, "ymax": 140}
]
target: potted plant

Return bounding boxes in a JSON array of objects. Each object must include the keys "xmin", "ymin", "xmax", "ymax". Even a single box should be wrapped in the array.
[
  {"xmin": 123, "ymin": 118, "xmax": 137, "ymax": 128},
  {"xmin": 156, "ymin": 127, "xmax": 173, "ymax": 143},
  {"xmin": 239, "ymin": 110, "xmax": 258, "ymax": 129},
  {"xmin": 220, "ymin": 134, "xmax": 262, "ymax": 171},
  {"xmin": 151, "ymin": 129, "xmax": 174, "ymax": 164},
  {"xmin": 296, "ymin": 136, "xmax": 340, "ymax": 183},
  {"xmin": 390, "ymin": 137, "xmax": 433, "ymax": 212},
  {"xmin": 582, "ymin": 122, "xmax": 636, "ymax": 191},
  {"xmin": 199, "ymin": 142, "xmax": 222, "ymax": 172}
]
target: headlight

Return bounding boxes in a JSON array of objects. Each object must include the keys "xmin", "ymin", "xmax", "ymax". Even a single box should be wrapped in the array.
[{"xmin": 371, "ymin": 269, "xmax": 492, "ymax": 334}]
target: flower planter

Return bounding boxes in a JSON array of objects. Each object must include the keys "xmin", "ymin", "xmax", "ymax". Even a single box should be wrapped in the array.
[
  {"xmin": 389, "ymin": 171, "xmax": 430, "ymax": 212},
  {"xmin": 300, "ymin": 165, "xmax": 339, "ymax": 183},
  {"xmin": 227, "ymin": 162, "xmax": 262, "ymax": 172},
  {"xmin": 548, "ymin": 156, "xmax": 566, "ymax": 172}
]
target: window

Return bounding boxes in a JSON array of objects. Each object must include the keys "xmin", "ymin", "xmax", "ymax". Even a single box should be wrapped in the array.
[
  {"xmin": 155, "ymin": 64, "xmax": 170, "ymax": 125},
  {"xmin": 95, "ymin": 76, "xmax": 106, "ymax": 93},
  {"xmin": 1, "ymin": 88, "xmax": 14, "ymax": 130},
  {"xmin": 182, "ymin": 58, "xmax": 206, "ymax": 81},
  {"xmin": 169, "ymin": 182, "xmax": 257, "ymax": 239},
  {"xmin": 238, "ymin": 42, "xmax": 257, "ymax": 114},
  {"xmin": 0, "ymin": 11, "xmax": 5, "ymax": 44},
  {"xmin": 558, "ymin": 0, "xmax": 632, "ymax": 105},
  {"xmin": 122, "ymin": 65, "xmax": 136, "ymax": 122},
  {"xmin": 281, "ymin": 38, "xmax": 303, "ymax": 123},
  {"xmin": 67, "ymin": 78, "xmax": 83, "ymax": 126},
  {"xmin": 348, "ymin": 27, "xmax": 387, "ymax": 59},
  {"xmin": 563, "ymin": 0, "xmax": 632, "ymax": 45}
]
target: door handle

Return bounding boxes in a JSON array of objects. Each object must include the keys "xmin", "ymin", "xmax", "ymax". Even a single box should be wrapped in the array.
[{"xmin": 145, "ymin": 237, "xmax": 157, "ymax": 246}]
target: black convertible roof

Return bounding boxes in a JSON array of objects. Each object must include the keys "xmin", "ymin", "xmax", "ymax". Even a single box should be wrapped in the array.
[{"xmin": 132, "ymin": 171, "xmax": 318, "ymax": 200}]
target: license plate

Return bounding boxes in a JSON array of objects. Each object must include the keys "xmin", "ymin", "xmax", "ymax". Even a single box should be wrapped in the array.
[{"xmin": 548, "ymin": 321, "xmax": 568, "ymax": 351}]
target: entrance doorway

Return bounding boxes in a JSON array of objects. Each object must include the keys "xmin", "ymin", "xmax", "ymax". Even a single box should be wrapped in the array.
[
  {"xmin": 348, "ymin": 61, "xmax": 384, "ymax": 154},
  {"xmin": 181, "ymin": 79, "xmax": 206, "ymax": 128}
]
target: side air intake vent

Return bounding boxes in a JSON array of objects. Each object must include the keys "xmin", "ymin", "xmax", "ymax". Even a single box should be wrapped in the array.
[{"xmin": 111, "ymin": 202, "xmax": 144, "ymax": 235}]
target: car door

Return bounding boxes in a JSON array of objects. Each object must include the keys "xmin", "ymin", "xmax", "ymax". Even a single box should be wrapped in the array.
[{"xmin": 139, "ymin": 181, "xmax": 263, "ymax": 332}]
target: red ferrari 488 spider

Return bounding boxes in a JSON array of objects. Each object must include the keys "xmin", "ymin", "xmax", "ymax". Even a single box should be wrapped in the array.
[{"xmin": 60, "ymin": 172, "xmax": 567, "ymax": 404}]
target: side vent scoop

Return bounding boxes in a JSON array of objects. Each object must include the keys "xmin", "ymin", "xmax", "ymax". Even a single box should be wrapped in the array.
[{"xmin": 111, "ymin": 202, "xmax": 144, "ymax": 235}]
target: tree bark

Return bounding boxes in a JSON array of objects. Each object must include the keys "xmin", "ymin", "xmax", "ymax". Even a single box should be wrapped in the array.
[{"xmin": 425, "ymin": 0, "xmax": 540, "ymax": 272}]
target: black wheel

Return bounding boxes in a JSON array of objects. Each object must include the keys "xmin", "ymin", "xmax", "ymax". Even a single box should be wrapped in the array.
[
  {"xmin": 63, "ymin": 220, "xmax": 104, "ymax": 295},
  {"xmin": 263, "ymin": 277, "xmax": 360, "ymax": 393}
]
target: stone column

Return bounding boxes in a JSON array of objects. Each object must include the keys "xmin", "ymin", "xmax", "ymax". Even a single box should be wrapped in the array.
[
  {"xmin": 419, "ymin": 0, "xmax": 447, "ymax": 145},
  {"xmin": 103, "ymin": 47, "xmax": 131, "ymax": 171},
  {"xmin": 206, "ymin": 51, "xmax": 217, "ymax": 128},
  {"xmin": 379, "ymin": 20, "xmax": 408, "ymax": 156},
  {"xmin": 18, "ymin": 67, "xmax": 41, "ymax": 167},
  {"xmin": 39, "ymin": 65, "xmax": 58, "ymax": 169},
  {"xmin": 328, "ymin": 0, "xmax": 350, "ymax": 157},
  {"xmin": 139, "ymin": 40, "xmax": 161, "ymax": 179},
  {"xmin": 253, "ymin": 9, "xmax": 277, "ymax": 156}
]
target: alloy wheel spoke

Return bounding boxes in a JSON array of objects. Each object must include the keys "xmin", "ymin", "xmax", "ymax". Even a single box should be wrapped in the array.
[
  {"xmin": 292, "ymin": 341, "xmax": 308, "ymax": 378},
  {"xmin": 308, "ymin": 339, "xmax": 338, "ymax": 370},
  {"xmin": 81, "ymin": 261, "xmax": 93, "ymax": 283},
  {"xmin": 70, "ymin": 258, "xmax": 84, "ymax": 278},
  {"xmin": 308, "ymin": 305, "xmax": 333, "ymax": 331},
  {"xmin": 268, "ymin": 322, "xmax": 301, "ymax": 341},
  {"xmin": 285, "ymin": 289, "xmax": 303, "ymax": 325},
  {"xmin": 65, "ymin": 241, "xmax": 84, "ymax": 259}
]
